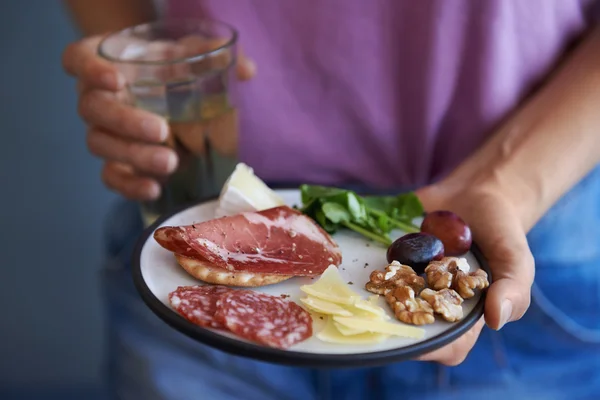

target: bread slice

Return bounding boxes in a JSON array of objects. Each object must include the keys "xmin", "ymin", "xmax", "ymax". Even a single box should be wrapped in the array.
[{"xmin": 174, "ymin": 254, "xmax": 292, "ymax": 287}]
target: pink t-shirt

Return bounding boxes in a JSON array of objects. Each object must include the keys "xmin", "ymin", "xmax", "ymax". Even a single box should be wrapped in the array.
[{"xmin": 166, "ymin": 0, "xmax": 598, "ymax": 189}]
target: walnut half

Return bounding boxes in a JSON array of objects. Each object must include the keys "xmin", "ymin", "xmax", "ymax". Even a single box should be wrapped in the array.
[
  {"xmin": 420, "ymin": 288, "xmax": 464, "ymax": 322},
  {"xmin": 425, "ymin": 257, "xmax": 489, "ymax": 299},
  {"xmin": 453, "ymin": 269, "xmax": 489, "ymax": 299},
  {"xmin": 366, "ymin": 261, "xmax": 425, "ymax": 295},
  {"xmin": 385, "ymin": 286, "xmax": 435, "ymax": 325},
  {"xmin": 424, "ymin": 257, "xmax": 460, "ymax": 290}
]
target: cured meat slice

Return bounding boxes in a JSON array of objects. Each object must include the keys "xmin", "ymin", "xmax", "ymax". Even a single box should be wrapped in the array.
[
  {"xmin": 154, "ymin": 206, "xmax": 342, "ymax": 276},
  {"xmin": 168, "ymin": 285, "xmax": 234, "ymax": 329},
  {"xmin": 215, "ymin": 290, "xmax": 313, "ymax": 349}
]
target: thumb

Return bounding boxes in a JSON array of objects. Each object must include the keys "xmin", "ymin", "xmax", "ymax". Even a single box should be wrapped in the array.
[{"xmin": 482, "ymin": 226, "xmax": 535, "ymax": 330}]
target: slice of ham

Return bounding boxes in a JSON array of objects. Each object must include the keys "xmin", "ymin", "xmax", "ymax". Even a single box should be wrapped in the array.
[{"xmin": 154, "ymin": 206, "xmax": 342, "ymax": 276}]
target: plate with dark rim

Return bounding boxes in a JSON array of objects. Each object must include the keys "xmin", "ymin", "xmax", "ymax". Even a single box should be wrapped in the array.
[{"xmin": 132, "ymin": 189, "xmax": 490, "ymax": 369}]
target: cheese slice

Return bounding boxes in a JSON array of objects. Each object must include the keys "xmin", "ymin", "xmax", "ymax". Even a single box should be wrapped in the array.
[
  {"xmin": 215, "ymin": 163, "xmax": 285, "ymax": 217},
  {"xmin": 317, "ymin": 317, "xmax": 389, "ymax": 344},
  {"xmin": 333, "ymin": 316, "xmax": 425, "ymax": 339},
  {"xmin": 333, "ymin": 321, "xmax": 369, "ymax": 336},
  {"xmin": 300, "ymin": 297, "xmax": 353, "ymax": 317},
  {"xmin": 300, "ymin": 265, "xmax": 360, "ymax": 305},
  {"xmin": 351, "ymin": 298, "xmax": 388, "ymax": 320}
]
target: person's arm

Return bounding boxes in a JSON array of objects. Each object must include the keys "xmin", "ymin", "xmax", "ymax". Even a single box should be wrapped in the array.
[
  {"xmin": 416, "ymin": 25, "xmax": 600, "ymax": 365},
  {"xmin": 63, "ymin": 0, "xmax": 158, "ymax": 36},
  {"xmin": 440, "ymin": 25, "xmax": 600, "ymax": 232}
]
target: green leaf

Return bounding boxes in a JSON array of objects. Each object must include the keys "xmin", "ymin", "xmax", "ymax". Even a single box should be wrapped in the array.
[
  {"xmin": 364, "ymin": 192, "xmax": 424, "ymax": 221},
  {"xmin": 315, "ymin": 208, "xmax": 337, "ymax": 233},
  {"xmin": 321, "ymin": 202, "xmax": 351, "ymax": 223},
  {"xmin": 300, "ymin": 184, "xmax": 347, "ymax": 203},
  {"xmin": 346, "ymin": 192, "xmax": 367, "ymax": 222}
]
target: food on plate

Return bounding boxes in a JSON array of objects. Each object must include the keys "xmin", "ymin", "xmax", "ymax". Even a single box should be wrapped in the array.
[
  {"xmin": 169, "ymin": 285, "xmax": 312, "ymax": 349},
  {"xmin": 333, "ymin": 315, "xmax": 425, "ymax": 339},
  {"xmin": 317, "ymin": 317, "xmax": 390, "ymax": 344},
  {"xmin": 365, "ymin": 261, "xmax": 425, "ymax": 295},
  {"xmin": 215, "ymin": 163, "xmax": 286, "ymax": 218},
  {"xmin": 300, "ymin": 265, "xmax": 361, "ymax": 305},
  {"xmin": 386, "ymin": 232, "xmax": 444, "ymax": 274},
  {"xmin": 453, "ymin": 268, "xmax": 489, "ymax": 299},
  {"xmin": 169, "ymin": 285, "xmax": 234, "ymax": 329},
  {"xmin": 299, "ymin": 296, "xmax": 354, "ymax": 317},
  {"xmin": 174, "ymin": 254, "xmax": 292, "ymax": 287},
  {"xmin": 425, "ymin": 257, "xmax": 489, "ymax": 299},
  {"xmin": 154, "ymin": 206, "xmax": 342, "ymax": 286},
  {"xmin": 215, "ymin": 290, "xmax": 313, "ymax": 349},
  {"xmin": 424, "ymin": 257, "xmax": 463, "ymax": 290},
  {"xmin": 384, "ymin": 286, "xmax": 435, "ymax": 325},
  {"xmin": 420, "ymin": 288, "xmax": 464, "ymax": 322},
  {"xmin": 301, "ymin": 265, "xmax": 425, "ymax": 343},
  {"xmin": 366, "ymin": 257, "xmax": 489, "ymax": 325},
  {"xmin": 299, "ymin": 185, "xmax": 424, "ymax": 246},
  {"xmin": 420, "ymin": 210, "xmax": 472, "ymax": 256}
]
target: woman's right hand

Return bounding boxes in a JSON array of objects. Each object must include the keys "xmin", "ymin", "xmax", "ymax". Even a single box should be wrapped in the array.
[{"xmin": 62, "ymin": 35, "xmax": 256, "ymax": 200}]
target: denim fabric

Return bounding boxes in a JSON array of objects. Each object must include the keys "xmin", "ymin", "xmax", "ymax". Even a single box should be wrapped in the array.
[{"xmin": 101, "ymin": 167, "xmax": 600, "ymax": 400}]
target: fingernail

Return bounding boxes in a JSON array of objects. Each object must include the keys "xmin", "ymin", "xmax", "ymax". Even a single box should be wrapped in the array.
[
  {"xmin": 146, "ymin": 183, "xmax": 161, "ymax": 200},
  {"xmin": 152, "ymin": 151, "xmax": 177, "ymax": 173},
  {"xmin": 498, "ymin": 299, "xmax": 513, "ymax": 330},
  {"xmin": 141, "ymin": 119, "xmax": 169, "ymax": 142}
]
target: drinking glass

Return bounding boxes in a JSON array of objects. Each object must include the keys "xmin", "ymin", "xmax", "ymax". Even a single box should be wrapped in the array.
[{"xmin": 98, "ymin": 19, "xmax": 240, "ymax": 226}]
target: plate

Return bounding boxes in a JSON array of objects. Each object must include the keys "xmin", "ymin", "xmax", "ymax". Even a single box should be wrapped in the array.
[{"xmin": 132, "ymin": 189, "xmax": 490, "ymax": 368}]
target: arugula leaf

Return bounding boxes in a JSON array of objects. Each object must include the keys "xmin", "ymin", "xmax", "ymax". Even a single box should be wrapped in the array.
[
  {"xmin": 321, "ymin": 202, "xmax": 351, "ymax": 223},
  {"xmin": 299, "ymin": 184, "xmax": 423, "ymax": 246}
]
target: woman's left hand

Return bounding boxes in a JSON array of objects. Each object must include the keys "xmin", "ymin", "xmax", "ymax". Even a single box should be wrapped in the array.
[{"xmin": 412, "ymin": 180, "xmax": 535, "ymax": 366}]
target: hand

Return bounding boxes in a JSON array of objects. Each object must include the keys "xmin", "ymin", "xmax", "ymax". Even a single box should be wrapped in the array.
[
  {"xmin": 62, "ymin": 35, "xmax": 256, "ymax": 200},
  {"xmin": 413, "ymin": 181, "xmax": 535, "ymax": 366}
]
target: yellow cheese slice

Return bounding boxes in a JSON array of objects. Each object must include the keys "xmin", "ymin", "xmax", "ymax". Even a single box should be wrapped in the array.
[
  {"xmin": 317, "ymin": 317, "xmax": 389, "ymax": 344},
  {"xmin": 300, "ymin": 265, "xmax": 360, "ymax": 305},
  {"xmin": 333, "ymin": 321, "xmax": 369, "ymax": 336},
  {"xmin": 351, "ymin": 298, "xmax": 388, "ymax": 320},
  {"xmin": 299, "ymin": 297, "xmax": 353, "ymax": 317},
  {"xmin": 333, "ymin": 316, "xmax": 425, "ymax": 339}
]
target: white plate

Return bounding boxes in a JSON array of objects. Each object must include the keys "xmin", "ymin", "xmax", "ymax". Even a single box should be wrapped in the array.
[{"xmin": 132, "ymin": 189, "xmax": 489, "ymax": 368}]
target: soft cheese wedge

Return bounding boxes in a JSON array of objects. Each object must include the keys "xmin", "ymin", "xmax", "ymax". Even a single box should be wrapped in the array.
[
  {"xmin": 215, "ymin": 163, "xmax": 286, "ymax": 217},
  {"xmin": 333, "ymin": 316, "xmax": 425, "ymax": 339},
  {"xmin": 317, "ymin": 317, "xmax": 389, "ymax": 344},
  {"xmin": 300, "ymin": 265, "xmax": 361, "ymax": 305}
]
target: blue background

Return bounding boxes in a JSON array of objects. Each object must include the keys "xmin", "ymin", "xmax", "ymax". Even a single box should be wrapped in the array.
[{"xmin": 0, "ymin": 2, "xmax": 115, "ymax": 399}]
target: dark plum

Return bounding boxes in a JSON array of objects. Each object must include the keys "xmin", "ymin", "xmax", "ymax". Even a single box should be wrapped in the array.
[
  {"xmin": 386, "ymin": 232, "xmax": 444, "ymax": 274},
  {"xmin": 420, "ymin": 210, "xmax": 472, "ymax": 256}
]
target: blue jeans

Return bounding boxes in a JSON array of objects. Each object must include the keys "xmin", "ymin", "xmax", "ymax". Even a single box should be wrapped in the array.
[{"xmin": 100, "ymin": 167, "xmax": 600, "ymax": 400}]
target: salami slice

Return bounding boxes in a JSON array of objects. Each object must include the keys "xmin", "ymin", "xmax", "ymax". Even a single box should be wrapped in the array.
[
  {"xmin": 168, "ymin": 285, "xmax": 234, "ymax": 329},
  {"xmin": 154, "ymin": 206, "xmax": 342, "ymax": 276},
  {"xmin": 215, "ymin": 290, "xmax": 313, "ymax": 349}
]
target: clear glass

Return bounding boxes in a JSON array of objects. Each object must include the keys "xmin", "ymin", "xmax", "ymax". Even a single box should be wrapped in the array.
[{"xmin": 98, "ymin": 19, "xmax": 240, "ymax": 226}]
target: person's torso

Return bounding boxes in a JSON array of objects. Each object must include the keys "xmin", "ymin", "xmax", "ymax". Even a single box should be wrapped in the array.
[{"xmin": 165, "ymin": 0, "xmax": 596, "ymax": 188}]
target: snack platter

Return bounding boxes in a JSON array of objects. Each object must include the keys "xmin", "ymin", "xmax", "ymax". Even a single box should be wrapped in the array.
[{"xmin": 132, "ymin": 165, "xmax": 490, "ymax": 368}]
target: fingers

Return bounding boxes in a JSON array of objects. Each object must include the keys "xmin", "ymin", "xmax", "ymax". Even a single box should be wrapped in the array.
[
  {"xmin": 62, "ymin": 36, "xmax": 125, "ymax": 91},
  {"xmin": 473, "ymin": 199, "xmax": 536, "ymax": 330},
  {"xmin": 79, "ymin": 90, "xmax": 169, "ymax": 143},
  {"xmin": 236, "ymin": 46, "xmax": 256, "ymax": 81},
  {"xmin": 417, "ymin": 318, "xmax": 485, "ymax": 366},
  {"xmin": 102, "ymin": 162, "xmax": 161, "ymax": 201},
  {"xmin": 483, "ymin": 241, "xmax": 535, "ymax": 330},
  {"xmin": 87, "ymin": 127, "xmax": 178, "ymax": 176}
]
